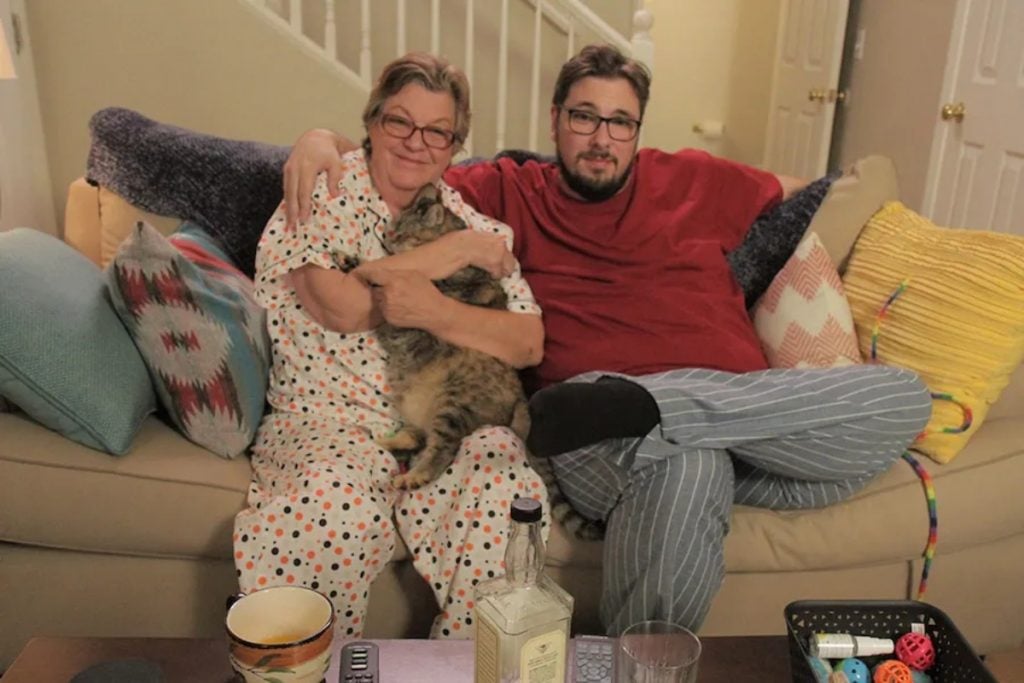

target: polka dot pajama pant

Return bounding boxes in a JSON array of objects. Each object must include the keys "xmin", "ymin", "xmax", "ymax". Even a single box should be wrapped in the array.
[{"xmin": 233, "ymin": 414, "xmax": 548, "ymax": 639}]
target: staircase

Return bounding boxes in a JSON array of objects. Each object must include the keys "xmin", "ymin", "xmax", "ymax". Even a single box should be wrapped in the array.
[{"xmin": 240, "ymin": 0, "xmax": 653, "ymax": 157}]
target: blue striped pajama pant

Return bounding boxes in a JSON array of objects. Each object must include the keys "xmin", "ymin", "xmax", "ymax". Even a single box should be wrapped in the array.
[{"xmin": 548, "ymin": 364, "xmax": 932, "ymax": 635}]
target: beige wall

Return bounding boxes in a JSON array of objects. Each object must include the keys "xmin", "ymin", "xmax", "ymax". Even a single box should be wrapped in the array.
[
  {"xmin": 22, "ymin": 0, "xmax": 965, "ymax": 227},
  {"xmin": 642, "ymin": 0, "xmax": 782, "ymax": 166},
  {"xmin": 27, "ymin": 0, "xmax": 367, "ymax": 228},
  {"xmin": 833, "ymin": 0, "xmax": 957, "ymax": 210},
  {"xmin": 27, "ymin": 0, "xmax": 784, "ymax": 230}
]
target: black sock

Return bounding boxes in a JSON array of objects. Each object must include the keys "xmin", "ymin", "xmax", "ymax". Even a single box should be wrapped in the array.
[{"xmin": 526, "ymin": 377, "xmax": 660, "ymax": 458}]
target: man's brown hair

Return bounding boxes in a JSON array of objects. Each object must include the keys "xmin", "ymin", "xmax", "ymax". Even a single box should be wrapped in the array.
[{"xmin": 552, "ymin": 44, "xmax": 652, "ymax": 117}]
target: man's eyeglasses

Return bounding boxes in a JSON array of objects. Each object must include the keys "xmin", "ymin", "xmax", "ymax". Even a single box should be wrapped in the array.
[
  {"xmin": 379, "ymin": 113, "xmax": 459, "ymax": 150},
  {"xmin": 561, "ymin": 107, "xmax": 642, "ymax": 141}
]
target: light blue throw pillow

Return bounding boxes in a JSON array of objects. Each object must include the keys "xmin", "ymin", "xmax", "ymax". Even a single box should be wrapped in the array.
[{"xmin": 0, "ymin": 228, "xmax": 156, "ymax": 454}]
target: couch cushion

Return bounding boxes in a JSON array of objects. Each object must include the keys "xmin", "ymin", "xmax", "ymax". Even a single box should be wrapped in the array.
[
  {"xmin": 106, "ymin": 222, "xmax": 271, "ymax": 458},
  {"xmin": 4, "ymin": 410, "xmax": 1021, "ymax": 584},
  {"xmin": 0, "ymin": 413, "xmax": 425, "ymax": 564},
  {"xmin": 545, "ymin": 417, "xmax": 1024, "ymax": 576},
  {"xmin": 842, "ymin": 202, "xmax": 1024, "ymax": 463},
  {"xmin": 726, "ymin": 417, "xmax": 1024, "ymax": 572},
  {"xmin": 0, "ymin": 229, "xmax": 156, "ymax": 455},
  {"xmin": 63, "ymin": 179, "xmax": 180, "ymax": 269},
  {"xmin": 0, "ymin": 412, "xmax": 249, "ymax": 559},
  {"xmin": 98, "ymin": 185, "xmax": 180, "ymax": 268}
]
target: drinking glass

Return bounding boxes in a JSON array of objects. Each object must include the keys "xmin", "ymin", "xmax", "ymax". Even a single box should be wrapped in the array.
[{"xmin": 617, "ymin": 620, "xmax": 701, "ymax": 683}]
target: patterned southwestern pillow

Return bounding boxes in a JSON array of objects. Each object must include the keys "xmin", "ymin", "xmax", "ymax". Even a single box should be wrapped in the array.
[
  {"xmin": 106, "ymin": 222, "xmax": 271, "ymax": 458},
  {"xmin": 843, "ymin": 201, "xmax": 1024, "ymax": 463},
  {"xmin": 753, "ymin": 232, "xmax": 861, "ymax": 369}
]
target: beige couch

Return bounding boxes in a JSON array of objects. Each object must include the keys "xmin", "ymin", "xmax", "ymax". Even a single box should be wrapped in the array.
[{"xmin": 2, "ymin": 157, "xmax": 1023, "ymax": 669}]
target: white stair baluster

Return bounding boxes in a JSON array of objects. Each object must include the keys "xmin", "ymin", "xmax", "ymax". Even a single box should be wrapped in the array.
[
  {"xmin": 528, "ymin": 0, "xmax": 542, "ymax": 150},
  {"xmin": 431, "ymin": 0, "xmax": 441, "ymax": 55},
  {"xmin": 566, "ymin": 15, "xmax": 575, "ymax": 60},
  {"xmin": 324, "ymin": 0, "xmax": 336, "ymax": 61},
  {"xmin": 396, "ymin": 0, "xmax": 406, "ymax": 56},
  {"xmin": 240, "ymin": 0, "xmax": 652, "ymax": 156},
  {"xmin": 464, "ymin": 0, "xmax": 475, "ymax": 156},
  {"xmin": 360, "ymin": 0, "xmax": 372, "ymax": 86},
  {"xmin": 552, "ymin": 0, "xmax": 631, "ymax": 54},
  {"xmin": 496, "ymin": 0, "xmax": 509, "ymax": 151},
  {"xmin": 630, "ymin": 8, "xmax": 654, "ymax": 70}
]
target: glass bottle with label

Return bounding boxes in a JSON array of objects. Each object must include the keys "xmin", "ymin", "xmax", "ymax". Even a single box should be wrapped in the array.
[{"xmin": 474, "ymin": 497, "xmax": 574, "ymax": 683}]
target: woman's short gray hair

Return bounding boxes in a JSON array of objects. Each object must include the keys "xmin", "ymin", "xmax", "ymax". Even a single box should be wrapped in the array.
[{"xmin": 362, "ymin": 52, "xmax": 471, "ymax": 150}]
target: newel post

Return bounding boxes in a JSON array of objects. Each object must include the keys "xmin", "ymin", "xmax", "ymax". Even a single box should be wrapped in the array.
[{"xmin": 631, "ymin": 8, "xmax": 654, "ymax": 71}]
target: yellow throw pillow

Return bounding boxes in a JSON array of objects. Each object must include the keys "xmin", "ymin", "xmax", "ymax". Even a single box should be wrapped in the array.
[{"xmin": 842, "ymin": 201, "xmax": 1024, "ymax": 463}]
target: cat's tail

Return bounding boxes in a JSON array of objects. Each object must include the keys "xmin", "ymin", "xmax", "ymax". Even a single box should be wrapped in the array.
[
  {"xmin": 526, "ymin": 453, "xmax": 607, "ymax": 542},
  {"xmin": 510, "ymin": 399, "xmax": 531, "ymax": 442}
]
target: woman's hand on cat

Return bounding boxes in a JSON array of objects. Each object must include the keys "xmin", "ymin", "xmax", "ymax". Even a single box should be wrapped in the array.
[
  {"xmin": 359, "ymin": 268, "xmax": 453, "ymax": 331},
  {"xmin": 283, "ymin": 128, "xmax": 358, "ymax": 229},
  {"xmin": 442, "ymin": 230, "xmax": 517, "ymax": 279}
]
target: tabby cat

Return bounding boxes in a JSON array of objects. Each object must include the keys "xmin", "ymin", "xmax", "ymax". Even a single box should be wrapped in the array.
[{"xmin": 339, "ymin": 184, "xmax": 603, "ymax": 541}]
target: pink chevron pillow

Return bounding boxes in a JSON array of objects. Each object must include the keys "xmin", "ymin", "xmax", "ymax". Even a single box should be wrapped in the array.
[{"xmin": 752, "ymin": 232, "xmax": 862, "ymax": 369}]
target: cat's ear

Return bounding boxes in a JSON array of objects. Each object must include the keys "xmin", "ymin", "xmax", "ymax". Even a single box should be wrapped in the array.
[{"xmin": 426, "ymin": 203, "xmax": 444, "ymax": 225}]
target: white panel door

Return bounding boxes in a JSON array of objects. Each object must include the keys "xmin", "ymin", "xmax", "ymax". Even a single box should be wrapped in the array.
[
  {"xmin": 923, "ymin": 0, "xmax": 1024, "ymax": 235},
  {"xmin": 763, "ymin": 0, "xmax": 849, "ymax": 179},
  {"xmin": 0, "ymin": 0, "xmax": 55, "ymax": 235}
]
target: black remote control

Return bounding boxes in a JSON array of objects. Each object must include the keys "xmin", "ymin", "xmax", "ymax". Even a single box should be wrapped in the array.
[{"xmin": 338, "ymin": 641, "xmax": 379, "ymax": 683}]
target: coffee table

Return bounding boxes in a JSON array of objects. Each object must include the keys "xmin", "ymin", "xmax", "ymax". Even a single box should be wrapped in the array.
[{"xmin": 2, "ymin": 634, "xmax": 791, "ymax": 682}]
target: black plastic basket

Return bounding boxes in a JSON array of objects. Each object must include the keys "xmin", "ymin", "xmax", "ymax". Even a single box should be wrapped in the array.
[{"xmin": 785, "ymin": 600, "xmax": 997, "ymax": 683}]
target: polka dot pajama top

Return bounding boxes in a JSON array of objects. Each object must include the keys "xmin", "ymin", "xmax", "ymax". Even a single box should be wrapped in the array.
[{"xmin": 233, "ymin": 149, "xmax": 548, "ymax": 639}]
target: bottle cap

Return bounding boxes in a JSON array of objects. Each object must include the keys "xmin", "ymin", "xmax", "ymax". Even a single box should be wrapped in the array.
[
  {"xmin": 810, "ymin": 633, "xmax": 894, "ymax": 659},
  {"xmin": 510, "ymin": 497, "xmax": 542, "ymax": 523},
  {"xmin": 854, "ymin": 636, "xmax": 894, "ymax": 657}
]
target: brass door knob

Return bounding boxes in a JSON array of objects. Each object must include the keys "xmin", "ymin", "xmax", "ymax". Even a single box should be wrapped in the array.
[
  {"xmin": 808, "ymin": 88, "xmax": 826, "ymax": 103},
  {"xmin": 827, "ymin": 89, "xmax": 847, "ymax": 103},
  {"xmin": 941, "ymin": 102, "xmax": 966, "ymax": 122}
]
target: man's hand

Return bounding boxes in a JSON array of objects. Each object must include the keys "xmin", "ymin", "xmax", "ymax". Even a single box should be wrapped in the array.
[
  {"xmin": 358, "ymin": 268, "xmax": 453, "ymax": 331},
  {"xmin": 283, "ymin": 128, "xmax": 358, "ymax": 228},
  {"xmin": 439, "ymin": 230, "xmax": 517, "ymax": 279},
  {"xmin": 776, "ymin": 173, "xmax": 809, "ymax": 201}
]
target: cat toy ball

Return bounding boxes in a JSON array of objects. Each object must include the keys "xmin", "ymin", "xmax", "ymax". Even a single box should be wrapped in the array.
[
  {"xmin": 895, "ymin": 632, "xmax": 936, "ymax": 671},
  {"xmin": 835, "ymin": 658, "xmax": 870, "ymax": 683},
  {"xmin": 873, "ymin": 659, "xmax": 913, "ymax": 683}
]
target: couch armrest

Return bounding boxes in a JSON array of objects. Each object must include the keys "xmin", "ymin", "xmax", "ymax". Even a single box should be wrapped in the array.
[{"xmin": 62, "ymin": 177, "xmax": 180, "ymax": 268}]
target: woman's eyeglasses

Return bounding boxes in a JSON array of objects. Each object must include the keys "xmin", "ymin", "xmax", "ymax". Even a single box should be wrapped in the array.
[
  {"xmin": 380, "ymin": 114, "xmax": 459, "ymax": 149},
  {"xmin": 561, "ymin": 107, "xmax": 642, "ymax": 141}
]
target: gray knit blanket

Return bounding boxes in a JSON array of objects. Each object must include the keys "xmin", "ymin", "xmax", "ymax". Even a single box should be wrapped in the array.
[{"xmin": 86, "ymin": 107, "xmax": 288, "ymax": 276}]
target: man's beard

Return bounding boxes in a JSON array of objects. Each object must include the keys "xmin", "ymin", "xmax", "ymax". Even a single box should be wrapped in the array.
[{"xmin": 557, "ymin": 152, "xmax": 634, "ymax": 202}]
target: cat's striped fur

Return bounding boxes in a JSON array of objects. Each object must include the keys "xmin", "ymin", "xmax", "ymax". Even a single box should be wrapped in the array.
[{"xmin": 338, "ymin": 184, "xmax": 603, "ymax": 541}]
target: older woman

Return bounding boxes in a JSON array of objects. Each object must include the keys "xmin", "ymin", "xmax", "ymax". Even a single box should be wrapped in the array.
[{"xmin": 233, "ymin": 53, "xmax": 547, "ymax": 639}]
